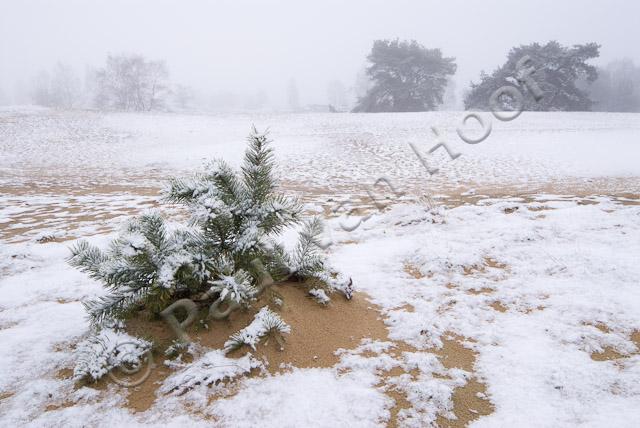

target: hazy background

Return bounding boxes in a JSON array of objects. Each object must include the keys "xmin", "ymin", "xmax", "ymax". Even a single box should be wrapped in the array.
[{"xmin": 1, "ymin": 0, "xmax": 639, "ymax": 109}]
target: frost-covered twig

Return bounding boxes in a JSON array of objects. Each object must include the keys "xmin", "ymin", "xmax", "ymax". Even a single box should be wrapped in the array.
[
  {"xmin": 160, "ymin": 349, "xmax": 261, "ymax": 395},
  {"xmin": 224, "ymin": 307, "xmax": 291, "ymax": 353},
  {"xmin": 73, "ymin": 328, "xmax": 151, "ymax": 382},
  {"xmin": 207, "ymin": 269, "xmax": 258, "ymax": 304},
  {"xmin": 309, "ymin": 288, "xmax": 330, "ymax": 305}
]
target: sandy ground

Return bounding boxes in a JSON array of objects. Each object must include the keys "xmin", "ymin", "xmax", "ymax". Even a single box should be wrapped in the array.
[
  {"xmin": 3, "ymin": 178, "xmax": 638, "ymax": 243},
  {"xmin": 50, "ymin": 283, "xmax": 493, "ymax": 428},
  {"xmin": 3, "ymin": 179, "xmax": 638, "ymax": 426},
  {"xmin": 2, "ymin": 109, "xmax": 640, "ymax": 427}
]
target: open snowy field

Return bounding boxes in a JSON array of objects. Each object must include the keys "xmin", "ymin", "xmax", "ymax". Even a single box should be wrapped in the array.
[
  {"xmin": 2, "ymin": 107, "xmax": 638, "ymax": 243},
  {"xmin": 1, "ymin": 108, "xmax": 640, "ymax": 427},
  {"xmin": 2, "ymin": 108, "xmax": 639, "ymax": 191}
]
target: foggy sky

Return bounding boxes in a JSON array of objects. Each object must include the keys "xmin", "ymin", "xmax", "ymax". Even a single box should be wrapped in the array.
[{"xmin": 1, "ymin": 0, "xmax": 639, "ymax": 108}]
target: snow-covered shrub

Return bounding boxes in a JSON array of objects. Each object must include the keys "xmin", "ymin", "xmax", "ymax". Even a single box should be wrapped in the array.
[
  {"xmin": 69, "ymin": 128, "xmax": 350, "ymax": 379},
  {"xmin": 224, "ymin": 307, "xmax": 291, "ymax": 353},
  {"xmin": 69, "ymin": 128, "xmax": 348, "ymax": 329}
]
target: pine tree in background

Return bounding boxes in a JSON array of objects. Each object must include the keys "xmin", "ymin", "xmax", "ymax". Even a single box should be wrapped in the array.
[
  {"xmin": 69, "ymin": 128, "xmax": 351, "ymax": 333},
  {"xmin": 353, "ymin": 39, "xmax": 457, "ymax": 112},
  {"xmin": 464, "ymin": 41, "xmax": 600, "ymax": 111}
]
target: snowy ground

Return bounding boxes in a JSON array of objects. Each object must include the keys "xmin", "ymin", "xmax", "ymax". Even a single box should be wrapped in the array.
[
  {"xmin": 2, "ymin": 107, "xmax": 639, "ymax": 191},
  {"xmin": 1, "ymin": 108, "xmax": 639, "ymax": 426}
]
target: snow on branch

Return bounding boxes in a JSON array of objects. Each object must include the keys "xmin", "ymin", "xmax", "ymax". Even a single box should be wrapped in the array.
[
  {"xmin": 160, "ymin": 349, "xmax": 261, "ymax": 395},
  {"xmin": 73, "ymin": 328, "xmax": 151, "ymax": 382},
  {"xmin": 224, "ymin": 307, "xmax": 291, "ymax": 353}
]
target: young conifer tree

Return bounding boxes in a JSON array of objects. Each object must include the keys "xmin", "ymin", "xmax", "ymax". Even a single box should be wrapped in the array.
[{"xmin": 69, "ymin": 128, "xmax": 351, "ymax": 330}]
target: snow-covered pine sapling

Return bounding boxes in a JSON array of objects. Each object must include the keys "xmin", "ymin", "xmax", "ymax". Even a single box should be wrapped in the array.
[{"xmin": 69, "ymin": 127, "xmax": 351, "ymax": 380}]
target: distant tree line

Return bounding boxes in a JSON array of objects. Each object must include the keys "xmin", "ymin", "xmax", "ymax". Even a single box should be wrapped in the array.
[
  {"xmin": 27, "ymin": 54, "xmax": 187, "ymax": 112},
  {"xmin": 354, "ymin": 39, "xmax": 640, "ymax": 113},
  {"xmin": 23, "ymin": 53, "xmax": 278, "ymax": 113},
  {"xmin": 19, "ymin": 43, "xmax": 640, "ymax": 113}
]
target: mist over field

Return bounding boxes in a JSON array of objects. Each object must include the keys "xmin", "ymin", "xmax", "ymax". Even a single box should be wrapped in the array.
[
  {"xmin": 1, "ymin": 0, "xmax": 640, "ymax": 111},
  {"xmin": 1, "ymin": 2, "xmax": 640, "ymax": 427}
]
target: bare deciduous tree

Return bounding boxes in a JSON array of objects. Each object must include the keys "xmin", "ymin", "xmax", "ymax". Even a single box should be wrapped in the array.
[{"xmin": 93, "ymin": 54, "xmax": 170, "ymax": 111}]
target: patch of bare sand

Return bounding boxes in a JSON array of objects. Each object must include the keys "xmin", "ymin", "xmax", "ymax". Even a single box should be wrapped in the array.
[
  {"xmin": 405, "ymin": 256, "xmax": 507, "ymax": 283},
  {"xmin": 91, "ymin": 284, "xmax": 392, "ymax": 413},
  {"xmin": 462, "ymin": 257, "xmax": 508, "ymax": 277},
  {"xmin": 396, "ymin": 303, "xmax": 416, "ymax": 313},
  {"xmin": 490, "ymin": 302, "xmax": 508, "ymax": 313},
  {"xmin": 381, "ymin": 334, "xmax": 493, "ymax": 428},
  {"xmin": 484, "ymin": 258, "xmax": 507, "ymax": 270},
  {"xmin": 339, "ymin": 239, "xmax": 361, "ymax": 245},
  {"xmin": 0, "ymin": 184, "xmax": 170, "ymax": 242},
  {"xmin": 2, "ymin": 206, "xmax": 153, "ymax": 243},
  {"xmin": 404, "ymin": 263, "xmax": 426, "ymax": 279},
  {"xmin": 466, "ymin": 287, "xmax": 495, "ymax": 296},
  {"xmin": 5, "ymin": 177, "xmax": 637, "ymax": 244},
  {"xmin": 590, "ymin": 330, "xmax": 640, "ymax": 362},
  {"xmin": 521, "ymin": 305, "xmax": 546, "ymax": 314},
  {"xmin": 432, "ymin": 335, "xmax": 493, "ymax": 428},
  {"xmin": 588, "ymin": 323, "xmax": 612, "ymax": 334},
  {"xmin": 0, "ymin": 183, "xmax": 161, "ymax": 197},
  {"xmin": 282, "ymin": 177, "xmax": 640, "ymax": 204},
  {"xmin": 41, "ymin": 368, "xmax": 78, "ymax": 412},
  {"xmin": 431, "ymin": 180, "xmax": 640, "ymax": 204},
  {"xmin": 57, "ymin": 283, "xmax": 494, "ymax": 426},
  {"xmin": 457, "ymin": 258, "xmax": 509, "ymax": 298}
]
